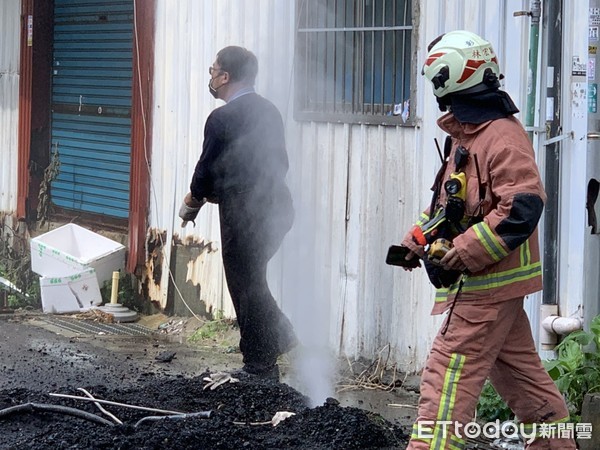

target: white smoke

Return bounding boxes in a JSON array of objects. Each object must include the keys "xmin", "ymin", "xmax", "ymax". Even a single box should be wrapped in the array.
[{"xmin": 279, "ymin": 201, "xmax": 335, "ymax": 407}]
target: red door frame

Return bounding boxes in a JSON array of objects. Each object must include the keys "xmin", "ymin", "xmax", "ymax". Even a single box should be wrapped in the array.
[
  {"xmin": 17, "ymin": 0, "xmax": 34, "ymax": 218},
  {"xmin": 128, "ymin": 0, "xmax": 155, "ymax": 274}
]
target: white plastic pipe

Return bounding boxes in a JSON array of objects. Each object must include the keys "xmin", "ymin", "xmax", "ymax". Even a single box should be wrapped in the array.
[
  {"xmin": 540, "ymin": 304, "xmax": 559, "ymax": 349},
  {"xmin": 541, "ymin": 315, "xmax": 583, "ymax": 336},
  {"xmin": 110, "ymin": 271, "xmax": 119, "ymax": 304}
]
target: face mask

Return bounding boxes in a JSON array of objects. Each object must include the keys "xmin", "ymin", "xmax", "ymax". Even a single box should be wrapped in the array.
[{"xmin": 208, "ymin": 78, "xmax": 221, "ymax": 99}]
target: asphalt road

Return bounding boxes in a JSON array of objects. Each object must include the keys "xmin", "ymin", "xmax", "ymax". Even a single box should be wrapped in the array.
[
  {"xmin": 0, "ymin": 313, "xmax": 503, "ymax": 450},
  {"xmin": 0, "ymin": 312, "xmax": 243, "ymax": 393},
  {"xmin": 0, "ymin": 312, "xmax": 419, "ymax": 428}
]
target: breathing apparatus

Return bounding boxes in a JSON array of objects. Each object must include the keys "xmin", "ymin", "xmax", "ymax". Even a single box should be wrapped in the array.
[{"xmin": 411, "ymin": 137, "xmax": 483, "ymax": 288}]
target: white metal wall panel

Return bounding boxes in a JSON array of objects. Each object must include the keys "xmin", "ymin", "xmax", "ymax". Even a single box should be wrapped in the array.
[
  {"xmin": 557, "ymin": 0, "xmax": 596, "ymax": 336},
  {"xmin": 0, "ymin": 0, "xmax": 21, "ymax": 214},
  {"xmin": 151, "ymin": 0, "xmax": 538, "ymax": 372},
  {"xmin": 577, "ymin": 0, "xmax": 600, "ymax": 333}
]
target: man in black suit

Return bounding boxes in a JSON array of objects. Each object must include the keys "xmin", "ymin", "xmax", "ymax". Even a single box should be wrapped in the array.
[{"xmin": 179, "ymin": 46, "xmax": 297, "ymax": 380}]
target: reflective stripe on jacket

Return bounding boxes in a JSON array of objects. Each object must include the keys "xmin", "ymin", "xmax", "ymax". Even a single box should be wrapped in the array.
[{"xmin": 404, "ymin": 113, "xmax": 546, "ymax": 314}]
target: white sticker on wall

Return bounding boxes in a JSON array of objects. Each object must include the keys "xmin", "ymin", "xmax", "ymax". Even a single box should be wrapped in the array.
[
  {"xmin": 573, "ymin": 56, "xmax": 587, "ymax": 76},
  {"xmin": 571, "ymin": 82, "xmax": 587, "ymax": 120},
  {"xmin": 546, "ymin": 97, "xmax": 555, "ymax": 121}
]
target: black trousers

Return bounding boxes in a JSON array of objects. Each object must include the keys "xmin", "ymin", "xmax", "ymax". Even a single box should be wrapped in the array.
[{"xmin": 219, "ymin": 191, "xmax": 296, "ymax": 370}]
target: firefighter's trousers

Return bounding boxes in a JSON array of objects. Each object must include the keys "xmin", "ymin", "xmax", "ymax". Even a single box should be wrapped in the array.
[{"xmin": 407, "ymin": 297, "xmax": 576, "ymax": 450}]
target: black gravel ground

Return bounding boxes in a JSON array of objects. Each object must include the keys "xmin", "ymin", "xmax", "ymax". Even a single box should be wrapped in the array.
[
  {"xmin": 0, "ymin": 373, "xmax": 408, "ymax": 449},
  {"xmin": 0, "ymin": 315, "xmax": 409, "ymax": 449}
]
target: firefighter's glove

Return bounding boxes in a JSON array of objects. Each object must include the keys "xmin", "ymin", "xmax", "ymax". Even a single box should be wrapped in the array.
[
  {"xmin": 440, "ymin": 247, "xmax": 467, "ymax": 272},
  {"xmin": 203, "ymin": 372, "xmax": 239, "ymax": 390}
]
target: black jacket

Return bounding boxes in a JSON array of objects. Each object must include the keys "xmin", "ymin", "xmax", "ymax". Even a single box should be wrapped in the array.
[{"xmin": 191, "ymin": 93, "xmax": 291, "ymax": 209}]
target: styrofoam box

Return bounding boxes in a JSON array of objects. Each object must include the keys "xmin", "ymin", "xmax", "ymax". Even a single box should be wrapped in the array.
[
  {"xmin": 40, "ymin": 268, "xmax": 102, "ymax": 314},
  {"xmin": 30, "ymin": 223, "xmax": 125, "ymax": 286}
]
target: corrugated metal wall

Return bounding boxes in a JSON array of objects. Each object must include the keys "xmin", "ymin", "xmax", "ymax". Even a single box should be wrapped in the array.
[
  {"xmin": 0, "ymin": 0, "xmax": 559, "ymax": 368},
  {"xmin": 0, "ymin": 0, "xmax": 21, "ymax": 214},
  {"xmin": 151, "ymin": 0, "xmax": 535, "ymax": 372},
  {"xmin": 150, "ymin": 0, "xmax": 297, "ymax": 316}
]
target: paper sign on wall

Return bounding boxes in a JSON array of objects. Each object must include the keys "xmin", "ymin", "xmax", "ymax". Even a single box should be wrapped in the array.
[{"xmin": 27, "ymin": 15, "xmax": 33, "ymax": 46}]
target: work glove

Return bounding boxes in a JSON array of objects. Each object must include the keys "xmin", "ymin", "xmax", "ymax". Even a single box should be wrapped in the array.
[
  {"xmin": 203, "ymin": 372, "xmax": 239, "ymax": 390},
  {"xmin": 179, "ymin": 198, "xmax": 205, "ymax": 227}
]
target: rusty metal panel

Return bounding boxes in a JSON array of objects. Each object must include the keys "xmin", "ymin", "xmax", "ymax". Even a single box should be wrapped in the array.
[{"xmin": 0, "ymin": 0, "xmax": 21, "ymax": 214}]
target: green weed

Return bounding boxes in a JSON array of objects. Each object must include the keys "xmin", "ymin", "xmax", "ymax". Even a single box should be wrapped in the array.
[
  {"xmin": 476, "ymin": 381, "xmax": 512, "ymax": 422},
  {"xmin": 0, "ymin": 225, "xmax": 40, "ymax": 310},
  {"xmin": 476, "ymin": 315, "xmax": 600, "ymax": 423},
  {"xmin": 100, "ymin": 272, "xmax": 142, "ymax": 312},
  {"xmin": 187, "ymin": 310, "xmax": 235, "ymax": 344}
]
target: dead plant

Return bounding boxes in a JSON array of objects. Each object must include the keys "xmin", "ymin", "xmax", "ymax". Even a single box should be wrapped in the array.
[
  {"xmin": 336, "ymin": 344, "xmax": 407, "ymax": 392},
  {"xmin": 37, "ymin": 145, "xmax": 60, "ymax": 227},
  {"xmin": 71, "ymin": 309, "xmax": 115, "ymax": 324},
  {"xmin": 0, "ymin": 223, "xmax": 40, "ymax": 308}
]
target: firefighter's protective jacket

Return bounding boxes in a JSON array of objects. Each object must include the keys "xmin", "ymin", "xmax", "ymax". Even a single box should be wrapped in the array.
[{"xmin": 402, "ymin": 113, "xmax": 546, "ymax": 314}]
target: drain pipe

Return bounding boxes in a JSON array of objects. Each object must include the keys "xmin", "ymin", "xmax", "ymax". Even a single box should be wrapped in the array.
[
  {"xmin": 514, "ymin": 0, "xmax": 541, "ymax": 143},
  {"xmin": 540, "ymin": 304, "xmax": 583, "ymax": 350},
  {"xmin": 542, "ymin": 313, "xmax": 583, "ymax": 336}
]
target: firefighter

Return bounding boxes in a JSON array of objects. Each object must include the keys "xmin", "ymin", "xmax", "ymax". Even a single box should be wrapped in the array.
[{"xmin": 400, "ymin": 31, "xmax": 576, "ymax": 449}]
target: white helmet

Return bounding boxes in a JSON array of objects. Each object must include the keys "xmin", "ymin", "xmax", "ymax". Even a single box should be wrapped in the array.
[{"xmin": 422, "ymin": 30, "xmax": 501, "ymax": 97}]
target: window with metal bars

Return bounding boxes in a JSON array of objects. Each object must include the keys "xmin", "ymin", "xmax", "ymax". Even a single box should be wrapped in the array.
[{"xmin": 295, "ymin": 0, "xmax": 414, "ymax": 125}]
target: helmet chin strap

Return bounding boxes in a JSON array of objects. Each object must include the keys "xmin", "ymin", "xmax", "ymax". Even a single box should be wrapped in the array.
[{"xmin": 436, "ymin": 95, "xmax": 452, "ymax": 112}]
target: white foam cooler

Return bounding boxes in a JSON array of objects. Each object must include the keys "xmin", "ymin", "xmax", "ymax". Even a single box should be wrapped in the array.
[
  {"xmin": 39, "ymin": 269, "xmax": 103, "ymax": 314},
  {"xmin": 30, "ymin": 223, "xmax": 126, "ymax": 286}
]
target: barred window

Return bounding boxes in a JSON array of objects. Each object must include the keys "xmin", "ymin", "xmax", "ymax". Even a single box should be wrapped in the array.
[{"xmin": 295, "ymin": 0, "xmax": 414, "ymax": 125}]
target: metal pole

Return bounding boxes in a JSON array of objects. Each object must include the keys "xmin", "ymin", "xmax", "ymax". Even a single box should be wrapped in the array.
[
  {"xmin": 542, "ymin": 0, "xmax": 562, "ymax": 305},
  {"xmin": 525, "ymin": 0, "xmax": 541, "ymax": 138}
]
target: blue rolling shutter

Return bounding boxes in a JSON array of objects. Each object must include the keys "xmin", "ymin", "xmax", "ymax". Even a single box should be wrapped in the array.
[{"xmin": 51, "ymin": 0, "xmax": 134, "ymax": 219}]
